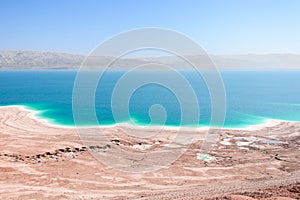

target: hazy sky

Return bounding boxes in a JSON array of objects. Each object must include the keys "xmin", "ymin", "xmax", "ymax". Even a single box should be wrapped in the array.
[{"xmin": 1, "ymin": 0, "xmax": 299, "ymax": 55}]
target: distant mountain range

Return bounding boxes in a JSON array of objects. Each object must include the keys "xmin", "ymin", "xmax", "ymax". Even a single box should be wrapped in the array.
[
  {"xmin": 0, "ymin": 51, "xmax": 83, "ymax": 69},
  {"xmin": 1, "ymin": 50, "xmax": 300, "ymax": 70}
]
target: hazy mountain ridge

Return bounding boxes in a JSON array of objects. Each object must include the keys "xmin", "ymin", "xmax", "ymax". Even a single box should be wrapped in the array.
[
  {"xmin": 1, "ymin": 51, "xmax": 300, "ymax": 70},
  {"xmin": 0, "ymin": 51, "xmax": 84, "ymax": 69}
]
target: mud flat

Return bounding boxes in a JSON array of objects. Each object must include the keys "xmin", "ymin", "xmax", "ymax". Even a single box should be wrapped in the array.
[{"xmin": 0, "ymin": 106, "xmax": 299, "ymax": 199}]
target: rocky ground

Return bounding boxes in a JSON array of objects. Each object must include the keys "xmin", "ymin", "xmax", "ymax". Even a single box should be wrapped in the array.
[{"xmin": 0, "ymin": 106, "xmax": 299, "ymax": 199}]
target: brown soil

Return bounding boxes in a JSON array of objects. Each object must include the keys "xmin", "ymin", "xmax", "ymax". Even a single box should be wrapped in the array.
[{"xmin": 0, "ymin": 106, "xmax": 299, "ymax": 199}]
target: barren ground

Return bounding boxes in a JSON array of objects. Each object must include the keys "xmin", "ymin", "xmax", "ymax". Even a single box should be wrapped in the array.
[{"xmin": 0, "ymin": 106, "xmax": 299, "ymax": 199}]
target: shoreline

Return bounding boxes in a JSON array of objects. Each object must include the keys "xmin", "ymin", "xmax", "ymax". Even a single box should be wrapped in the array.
[
  {"xmin": 0, "ymin": 104, "xmax": 299, "ymax": 199},
  {"xmin": 0, "ymin": 104, "xmax": 296, "ymax": 131}
]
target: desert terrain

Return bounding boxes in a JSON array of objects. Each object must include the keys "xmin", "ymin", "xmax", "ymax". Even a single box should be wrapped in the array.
[{"xmin": 0, "ymin": 106, "xmax": 299, "ymax": 199}]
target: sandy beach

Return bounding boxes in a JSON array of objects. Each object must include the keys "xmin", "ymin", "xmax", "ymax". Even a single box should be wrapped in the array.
[{"xmin": 0, "ymin": 106, "xmax": 299, "ymax": 199}]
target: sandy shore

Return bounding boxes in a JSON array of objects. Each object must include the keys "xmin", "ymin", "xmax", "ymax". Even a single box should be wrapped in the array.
[{"xmin": 0, "ymin": 106, "xmax": 299, "ymax": 199}]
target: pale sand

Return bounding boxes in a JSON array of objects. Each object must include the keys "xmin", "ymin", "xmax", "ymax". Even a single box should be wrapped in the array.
[{"xmin": 0, "ymin": 106, "xmax": 299, "ymax": 199}]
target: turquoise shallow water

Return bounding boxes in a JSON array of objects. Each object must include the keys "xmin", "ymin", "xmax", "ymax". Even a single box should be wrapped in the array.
[{"xmin": 0, "ymin": 70, "xmax": 299, "ymax": 128}]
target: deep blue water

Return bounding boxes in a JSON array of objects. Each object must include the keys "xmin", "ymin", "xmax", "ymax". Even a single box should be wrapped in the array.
[{"xmin": 0, "ymin": 70, "xmax": 299, "ymax": 128}]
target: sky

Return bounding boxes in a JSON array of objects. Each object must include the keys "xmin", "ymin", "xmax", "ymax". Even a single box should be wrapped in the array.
[{"xmin": 0, "ymin": 0, "xmax": 300, "ymax": 55}]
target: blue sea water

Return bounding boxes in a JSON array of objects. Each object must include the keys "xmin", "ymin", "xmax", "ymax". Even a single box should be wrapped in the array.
[{"xmin": 0, "ymin": 70, "xmax": 299, "ymax": 128}]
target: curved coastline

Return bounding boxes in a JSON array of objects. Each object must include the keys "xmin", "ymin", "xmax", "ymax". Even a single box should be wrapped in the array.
[
  {"xmin": 0, "ymin": 104, "xmax": 299, "ymax": 199},
  {"xmin": 0, "ymin": 104, "xmax": 296, "ymax": 131},
  {"xmin": 1, "ymin": 104, "xmax": 75, "ymax": 129}
]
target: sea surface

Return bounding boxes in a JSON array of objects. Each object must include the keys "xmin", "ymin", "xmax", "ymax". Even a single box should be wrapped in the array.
[{"xmin": 0, "ymin": 70, "xmax": 300, "ymax": 128}]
